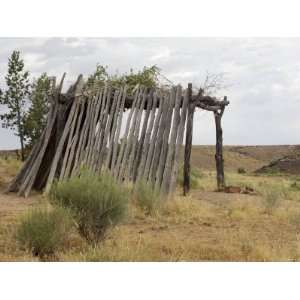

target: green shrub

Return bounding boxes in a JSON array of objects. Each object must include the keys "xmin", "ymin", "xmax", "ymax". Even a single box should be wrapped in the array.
[
  {"xmin": 290, "ymin": 182, "xmax": 300, "ymax": 191},
  {"xmin": 237, "ymin": 167, "xmax": 246, "ymax": 174},
  {"xmin": 50, "ymin": 171, "xmax": 129, "ymax": 244},
  {"xmin": 134, "ymin": 180, "xmax": 160, "ymax": 215},
  {"xmin": 262, "ymin": 188, "xmax": 282, "ymax": 214},
  {"xmin": 177, "ymin": 166, "xmax": 202, "ymax": 189},
  {"xmin": 16, "ymin": 207, "xmax": 73, "ymax": 259}
]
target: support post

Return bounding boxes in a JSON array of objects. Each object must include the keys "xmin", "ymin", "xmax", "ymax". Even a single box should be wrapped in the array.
[
  {"xmin": 214, "ymin": 97, "xmax": 226, "ymax": 191},
  {"xmin": 183, "ymin": 83, "xmax": 194, "ymax": 196}
]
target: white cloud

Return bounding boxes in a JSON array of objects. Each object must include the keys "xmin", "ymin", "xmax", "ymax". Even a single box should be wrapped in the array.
[
  {"xmin": 0, "ymin": 37, "xmax": 300, "ymax": 148},
  {"xmin": 150, "ymin": 47, "xmax": 171, "ymax": 61}
]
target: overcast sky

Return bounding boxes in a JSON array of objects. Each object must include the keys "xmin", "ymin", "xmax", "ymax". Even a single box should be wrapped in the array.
[{"xmin": 0, "ymin": 37, "xmax": 299, "ymax": 149}]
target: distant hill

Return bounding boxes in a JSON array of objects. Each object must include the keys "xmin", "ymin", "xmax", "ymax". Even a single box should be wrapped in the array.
[
  {"xmin": 189, "ymin": 145, "xmax": 300, "ymax": 173},
  {"xmin": 2, "ymin": 145, "xmax": 300, "ymax": 174}
]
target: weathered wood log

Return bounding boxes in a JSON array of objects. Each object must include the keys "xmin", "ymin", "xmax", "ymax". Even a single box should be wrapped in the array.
[
  {"xmin": 110, "ymin": 86, "xmax": 127, "ymax": 171},
  {"xmin": 155, "ymin": 87, "xmax": 176, "ymax": 190},
  {"xmin": 169, "ymin": 87, "xmax": 189, "ymax": 194},
  {"xmin": 133, "ymin": 89, "xmax": 153, "ymax": 181},
  {"xmin": 118, "ymin": 89, "xmax": 142, "ymax": 181},
  {"xmin": 149, "ymin": 91, "xmax": 170, "ymax": 185},
  {"xmin": 136, "ymin": 91, "xmax": 157, "ymax": 181},
  {"xmin": 89, "ymin": 86, "xmax": 108, "ymax": 171},
  {"xmin": 143, "ymin": 91, "xmax": 164, "ymax": 181},
  {"xmin": 18, "ymin": 100, "xmax": 58, "ymax": 197},
  {"xmin": 105, "ymin": 87, "xmax": 123, "ymax": 170},
  {"xmin": 63, "ymin": 99, "xmax": 85, "ymax": 179},
  {"xmin": 71, "ymin": 97, "xmax": 92, "ymax": 175},
  {"xmin": 85, "ymin": 90, "xmax": 103, "ymax": 167},
  {"xmin": 93, "ymin": 87, "xmax": 112, "ymax": 171},
  {"xmin": 127, "ymin": 90, "xmax": 147, "ymax": 180},
  {"xmin": 45, "ymin": 75, "xmax": 84, "ymax": 194},
  {"xmin": 161, "ymin": 86, "xmax": 182, "ymax": 194},
  {"xmin": 214, "ymin": 99, "xmax": 226, "ymax": 190},
  {"xmin": 183, "ymin": 83, "xmax": 194, "ymax": 196},
  {"xmin": 97, "ymin": 89, "xmax": 120, "ymax": 172},
  {"xmin": 114, "ymin": 89, "xmax": 139, "ymax": 178},
  {"xmin": 59, "ymin": 100, "xmax": 81, "ymax": 180}
]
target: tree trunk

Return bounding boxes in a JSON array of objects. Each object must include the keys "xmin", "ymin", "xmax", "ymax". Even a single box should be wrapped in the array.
[
  {"xmin": 17, "ymin": 109, "xmax": 25, "ymax": 161},
  {"xmin": 214, "ymin": 109, "xmax": 225, "ymax": 190}
]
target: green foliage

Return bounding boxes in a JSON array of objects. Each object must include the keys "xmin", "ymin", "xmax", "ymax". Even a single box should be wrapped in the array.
[
  {"xmin": 16, "ymin": 207, "xmax": 73, "ymax": 259},
  {"xmin": 50, "ymin": 171, "xmax": 129, "ymax": 244},
  {"xmin": 23, "ymin": 73, "xmax": 51, "ymax": 147},
  {"xmin": 237, "ymin": 167, "xmax": 246, "ymax": 174},
  {"xmin": 86, "ymin": 64, "xmax": 161, "ymax": 94},
  {"xmin": 134, "ymin": 180, "xmax": 160, "ymax": 215},
  {"xmin": 0, "ymin": 50, "xmax": 30, "ymax": 160},
  {"xmin": 86, "ymin": 64, "xmax": 109, "ymax": 88},
  {"xmin": 177, "ymin": 166, "xmax": 203, "ymax": 189}
]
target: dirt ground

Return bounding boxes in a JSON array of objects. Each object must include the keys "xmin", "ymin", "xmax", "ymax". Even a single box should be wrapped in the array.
[{"xmin": 1, "ymin": 146, "xmax": 300, "ymax": 261}]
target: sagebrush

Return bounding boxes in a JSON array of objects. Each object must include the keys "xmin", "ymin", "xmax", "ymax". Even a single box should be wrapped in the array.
[
  {"xmin": 50, "ymin": 170, "xmax": 129, "ymax": 244},
  {"xmin": 16, "ymin": 207, "xmax": 73, "ymax": 259}
]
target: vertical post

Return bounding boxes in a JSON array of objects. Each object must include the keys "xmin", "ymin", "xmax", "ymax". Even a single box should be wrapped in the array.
[
  {"xmin": 183, "ymin": 83, "xmax": 194, "ymax": 196},
  {"xmin": 214, "ymin": 100, "xmax": 226, "ymax": 190}
]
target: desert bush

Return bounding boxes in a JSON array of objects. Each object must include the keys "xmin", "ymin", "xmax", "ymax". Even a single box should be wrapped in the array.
[
  {"xmin": 290, "ymin": 181, "xmax": 300, "ymax": 191},
  {"xmin": 237, "ymin": 167, "xmax": 246, "ymax": 174},
  {"xmin": 16, "ymin": 207, "xmax": 73, "ymax": 259},
  {"xmin": 50, "ymin": 171, "xmax": 129, "ymax": 244},
  {"xmin": 134, "ymin": 180, "xmax": 160, "ymax": 215},
  {"xmin": 262, "ymin": 188, "xmax": 282, "ymax": 214}
]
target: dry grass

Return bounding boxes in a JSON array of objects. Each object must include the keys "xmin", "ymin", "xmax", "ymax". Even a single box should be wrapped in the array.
[
  {"xmin": 0, "ymin": 157, "xmax": 22, "ymax": 188},
  {"xmin": 1, "ymin": 153, "xmax": 300, "ymax": 261}
]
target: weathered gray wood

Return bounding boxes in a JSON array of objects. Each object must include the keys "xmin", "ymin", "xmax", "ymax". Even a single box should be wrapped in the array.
[
  {"xmin": 45, "ymin": 75, "xmax": 84, "ymax": 194},
  {"xmin": 98, "ymin": 89, "xmax": 120, "ymax": 172},
  {"xmin": 136, "ymin": 91, "xmax": 157, "ymax": 181},
  {"xmin": 161, "ymin": 86, "xmax": 182, "ymax": 194},
  {"xmin": 127, "ymin": 90, "xmax": 147, "ymax": 180},
  {"xmin": 155, "ymin": 87, "xmax": 176, "ymax": 189},
  {"xmin": 15, "ymin": 74, "xmax": 68, "ymax": 196},
  {"xmin": 89, "ymin": 86, "xmax": 108, "ymax": 171},
  {"xmin": 18, "ymin": 101, "xmax": 58, "ymax": 197},
  {"xmin": 214, "ymin": 103, "xmax": 226, "ymax": 190},
  {"xmin": 119, "ymin": 89, "xmax": 144, "ymax": 181},
  {"xmin": 143, "ymin": 91, "xmax": 164, "ymax": 181},
  {"xmin": 63, "ymin": 99, "xmax": 85, "ymax": 179},
  {"xmin": 71, "ymin": 96, "xmax": 92, "ymax": 175},
  {"xmin": 59, "ymin": 100, "xmax": 81, "ymax": 180},
  {"xmin": 111, "ymin": 86, "xmax": 127, "ymax": 171},
  {"xmin": 169, "ymin": 87, "xmax": 189, "ymax": 194},
  {"xmin": 183, "ymin": 83, "xmax": 195, "ymax": 196},
  {"xmin": 149, "ymin": 91, "xmax": 171, "ymax": 185},
  {"xmin": 132, "ymin": 90, "xmax": 153, "ymax": 181},
  {"xmin": 115, "ymin": 89, "xmax": 139, "ymax": 180},
  {"xmin": 105, "ymin": 88, "xmax": 123, "ymax": 169},
  {"xmin": 82, "ymin": 93, "xmax": 98, "ymax": 166},
  {"xmin": 93, "ymin": 87, "xmax": 113, "ymax": 171},
  {"xmin": 85, "ymin": 91, "xmax": 103, "ymax": 166}
]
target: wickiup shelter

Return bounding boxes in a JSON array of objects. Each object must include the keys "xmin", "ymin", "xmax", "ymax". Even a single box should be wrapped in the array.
[{"xmin": 7, "ymin": 74, "xmax": 229, "ymax": 198}]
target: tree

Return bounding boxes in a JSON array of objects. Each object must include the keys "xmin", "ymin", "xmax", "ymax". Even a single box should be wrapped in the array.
[
  {"xmin": 24, "ymin": 73, "xmax": 51, "ymax": 148},
  {"xmin": 0, "ymin": 51, "xmax": 30, "ymax": 161}
]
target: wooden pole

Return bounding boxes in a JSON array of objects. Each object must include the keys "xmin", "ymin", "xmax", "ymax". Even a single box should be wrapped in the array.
[
  {"xmin": 183, "ymin": 83, "xmax": 194, "ymax": 196},
  {"xmin": 214, "ymin": 97, "xmax": 226, "ymax": 190}
]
